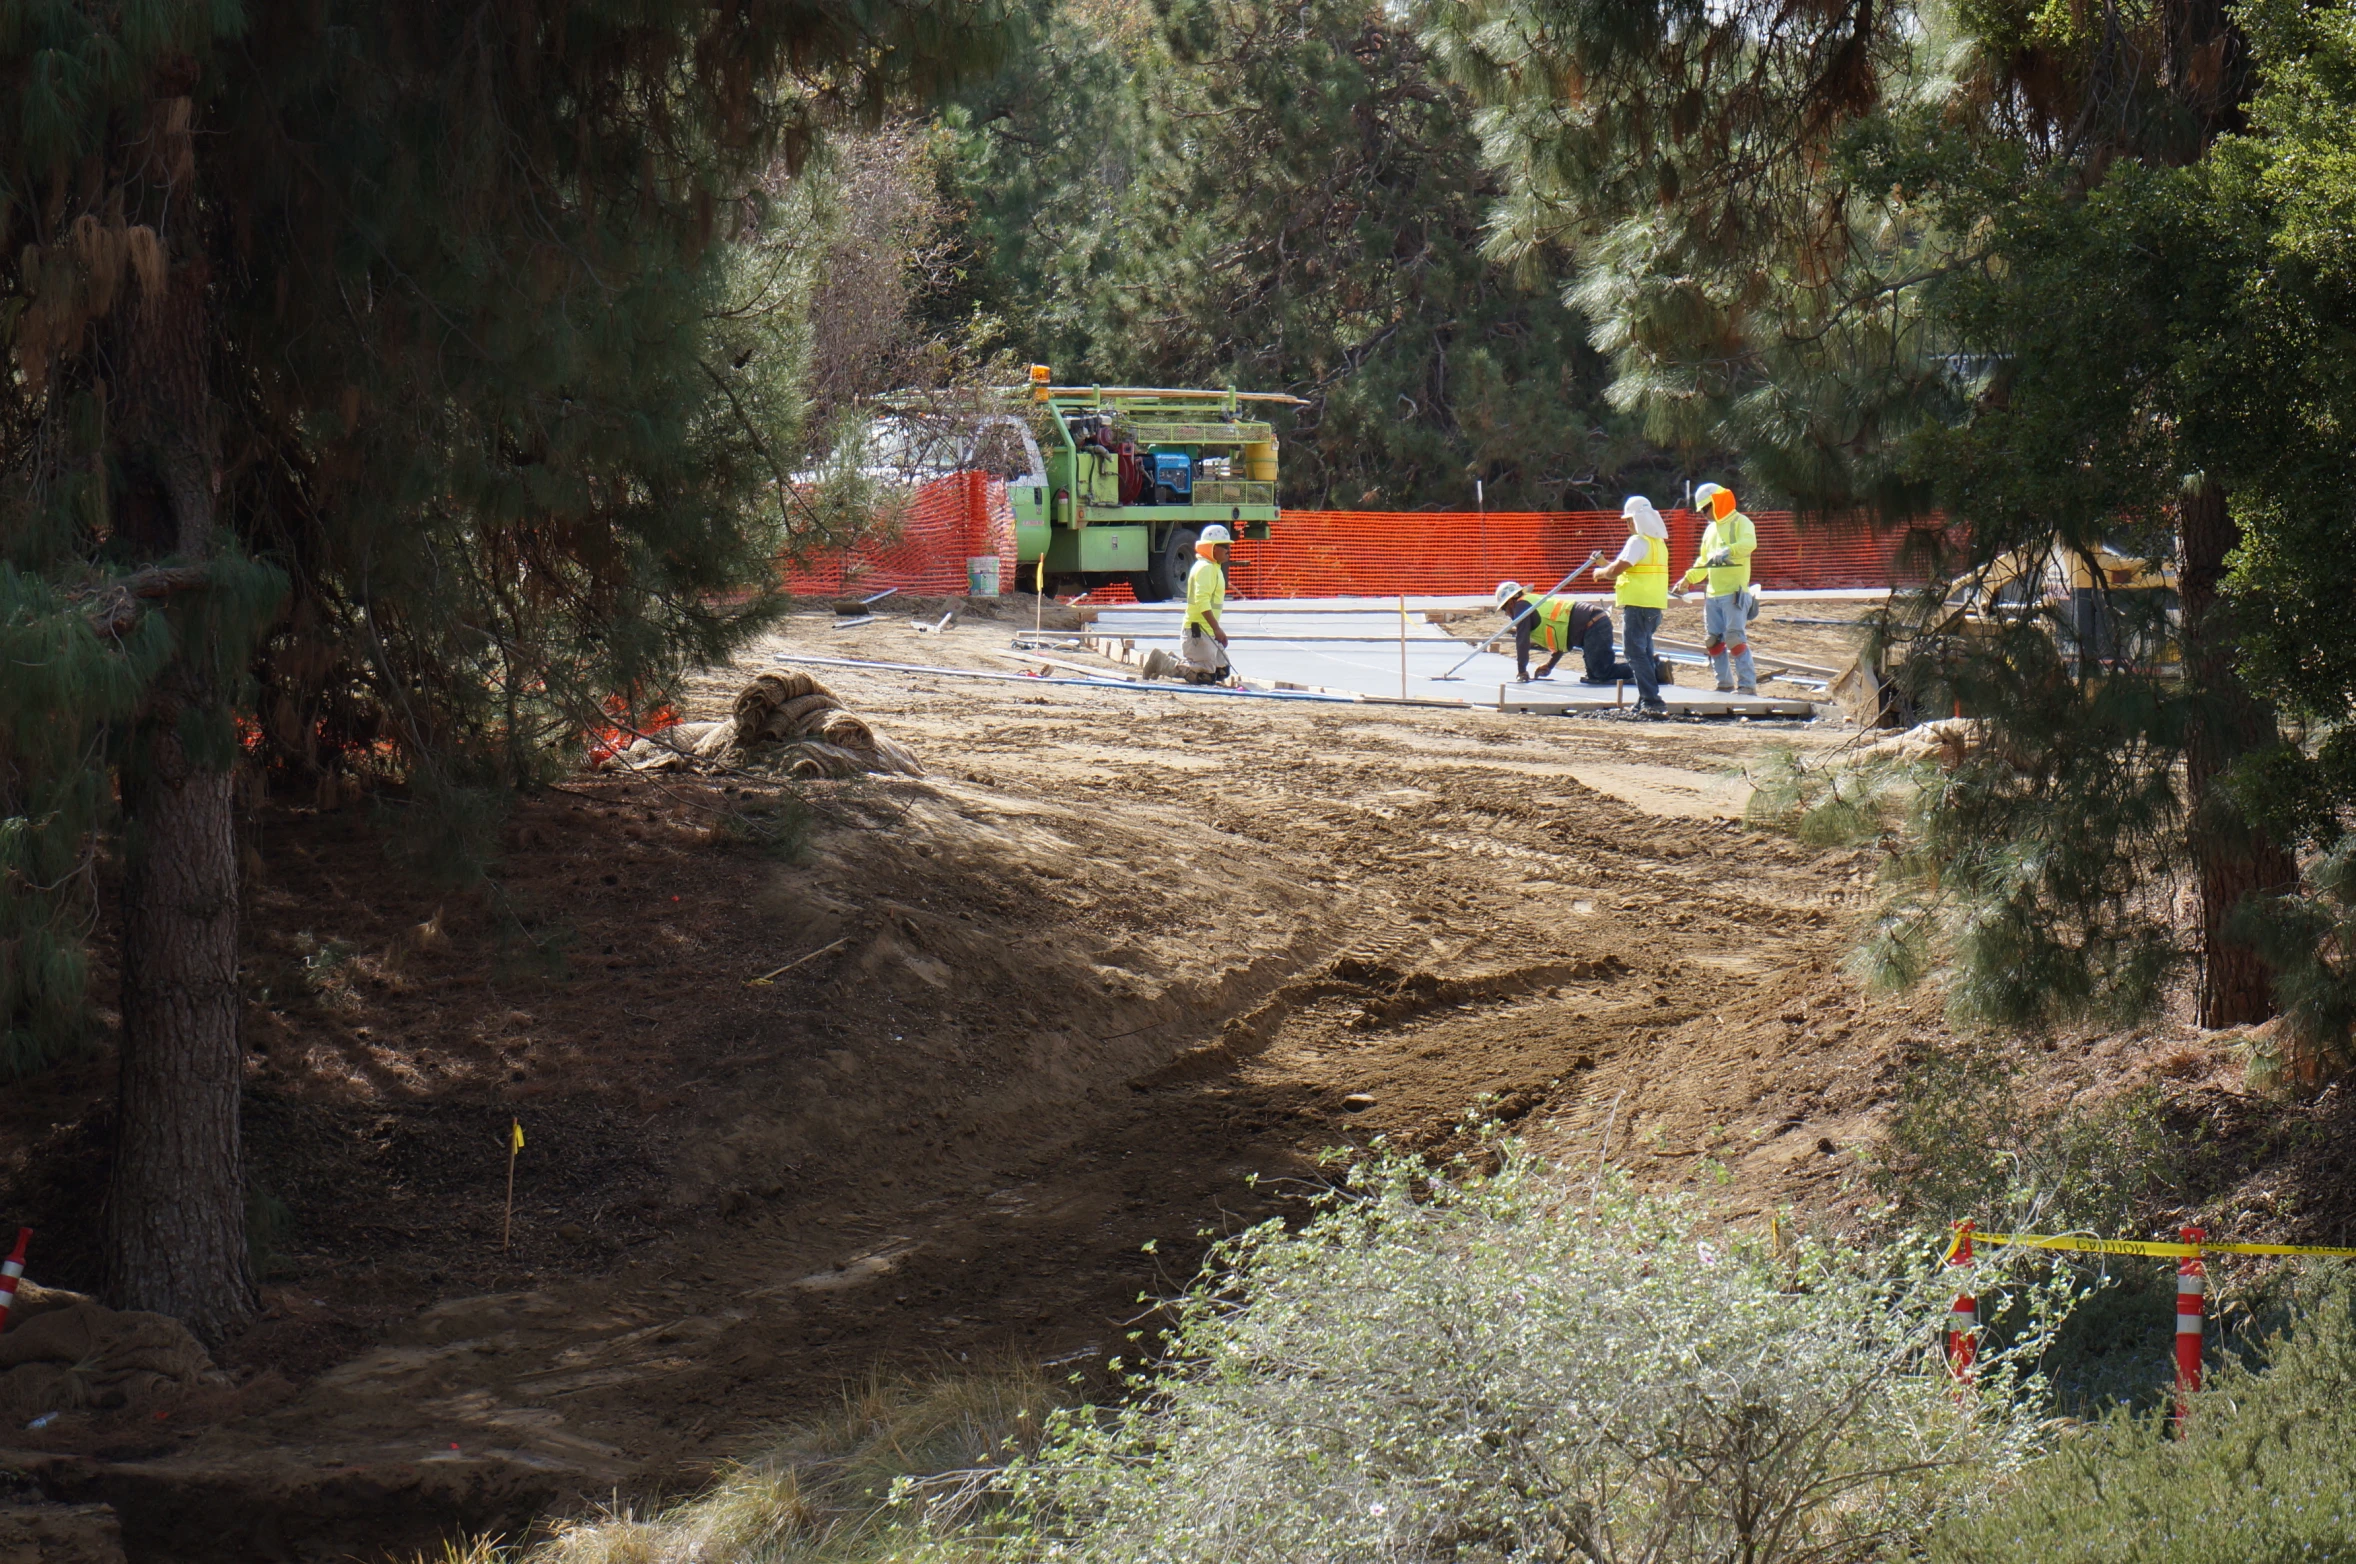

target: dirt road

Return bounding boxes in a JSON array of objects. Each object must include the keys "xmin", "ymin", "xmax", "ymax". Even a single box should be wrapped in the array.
[{"xmin": 2, "ymin": 601, "xmax": 1963, "ymax": 1559}]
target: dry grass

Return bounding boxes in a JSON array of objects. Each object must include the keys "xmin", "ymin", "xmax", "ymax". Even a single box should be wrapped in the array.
[{"xmin": 424, "ymin": 1361, "xmax": 1059, "ymax": 1564}]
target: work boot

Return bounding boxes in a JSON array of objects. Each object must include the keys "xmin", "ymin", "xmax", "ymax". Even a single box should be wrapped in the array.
[
  {"xmin": 1737, "ymin": 684, "xmax": 1758, "ymax": 697},
  {"xmin": 1715, "ymin": 681, "xmax": 1736, "ymax": 693}
]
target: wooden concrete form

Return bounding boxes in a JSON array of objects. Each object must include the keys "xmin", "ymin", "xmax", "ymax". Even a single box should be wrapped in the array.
[{"xmin": 1497, "ymin": 686, "xmax": 1819, "ymax": 718}]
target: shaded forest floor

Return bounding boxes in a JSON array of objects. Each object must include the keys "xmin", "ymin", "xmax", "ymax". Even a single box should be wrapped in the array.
[{"xmin": 0, "ymin": 599, "xmax": 2345, "ymax": 1562}]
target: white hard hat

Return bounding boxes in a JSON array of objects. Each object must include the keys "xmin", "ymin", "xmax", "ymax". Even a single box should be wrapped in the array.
[
  {"xmin": 1494, "ymin": 580, "xmax": 1525, "ymax": 607},
  {"xmin": 1198, "ymin": 524, "xmax": 1233, "ymax": 544}
]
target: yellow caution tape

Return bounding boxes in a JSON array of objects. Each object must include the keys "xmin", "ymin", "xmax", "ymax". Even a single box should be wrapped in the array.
[{"xmin": 1956, "ymin": 1231, "xmax": 2356, "ymax": 1261}]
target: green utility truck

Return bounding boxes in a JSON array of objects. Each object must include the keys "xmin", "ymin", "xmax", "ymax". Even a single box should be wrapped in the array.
[{"xmin": 1008, "ymin": 369, "xmax": 1304, "ymax": 601}]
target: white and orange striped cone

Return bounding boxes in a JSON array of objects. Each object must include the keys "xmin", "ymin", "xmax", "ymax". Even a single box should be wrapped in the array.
[
  {"xmin": 2173, "ymin": 1225, "xmax": 2204, "ymax": 1432},
  {"xmin": 0, "ymin": 1228, "xmax": 29, "ymax": 1332},
  {"xmin": 1945, "ymin": 1220, "xmax": 1978, "ymax": 1391}
]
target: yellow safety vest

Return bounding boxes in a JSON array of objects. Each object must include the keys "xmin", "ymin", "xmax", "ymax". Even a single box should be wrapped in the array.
[
  {"xmin": 1615, "ymin": 534, "xmax": 1669, "ymax": 610},
  {"xmin": 1684, "ymin": 512, "xmax": 1756, "ymax": 597},
  {"xmin": 1184, "ymin": 556, "xmax": 1226, "ymax": 633},
  {"xmin": 1530, "ymin": 596, "xmax": 1579, "ymax": 654}
]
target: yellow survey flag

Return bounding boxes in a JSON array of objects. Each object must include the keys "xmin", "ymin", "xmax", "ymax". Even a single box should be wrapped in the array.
[{"xmin": 502, "ymin": 1117, "xmax": 524, "ymax": 1252}]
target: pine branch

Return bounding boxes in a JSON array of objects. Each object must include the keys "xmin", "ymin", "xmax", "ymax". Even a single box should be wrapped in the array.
[{"xmin": 80, "ymin": 564, "xmax": 210, "ymax": 637}]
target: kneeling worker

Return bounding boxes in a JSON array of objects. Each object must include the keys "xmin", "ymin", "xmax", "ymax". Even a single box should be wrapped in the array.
[
  {"xmin": 1495, "ymin": 581, "xmax": 1632, "ymax": 684},
  {"xmin": 1677, "ymin": 482, "xmax": 1759, "ymax": 695},
  {"xmin": 1178, "ymin": 523, "xmax": 1234, "ymax": 684}
]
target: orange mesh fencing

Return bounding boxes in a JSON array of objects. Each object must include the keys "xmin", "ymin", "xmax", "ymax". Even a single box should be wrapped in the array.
[
  {"xmin": 1224, "ymin": 510, "xmax": 1945, "ymax": 599},
  {"xmin": 781, "ymin": 484, "xmax": 1944, "ymax": 601},
  {"xmin": 778, "ymin": 473, "xmax": 1016, "ymax": 598}
]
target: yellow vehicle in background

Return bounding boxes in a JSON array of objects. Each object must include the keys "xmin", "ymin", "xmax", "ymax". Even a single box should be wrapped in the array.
[{"xmin": 1947, "ymin": 538, "xmax": 2179, "ymax": 667}]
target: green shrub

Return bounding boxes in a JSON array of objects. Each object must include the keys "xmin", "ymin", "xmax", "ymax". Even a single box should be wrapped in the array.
[
  {"xmin": 1929, "ymin": 1268, "xmax": 2356, "ymax": 1564},
  {"xmin": 1870, "ymin": 1042, "xmax": 2181, "ymax": 1242},
  {"xmin": 1869, "ymin": 1042, "xmax": 2188, "ymax": 1412},
  {"xmin": 999, "ymin": 1145, "xmax": 2066, "ymax": 1564}
]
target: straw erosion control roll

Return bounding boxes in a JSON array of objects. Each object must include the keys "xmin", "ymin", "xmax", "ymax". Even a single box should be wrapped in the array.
[{"xmin": 601, "ymin": 672, "xmax": 923, "ymax": 779}]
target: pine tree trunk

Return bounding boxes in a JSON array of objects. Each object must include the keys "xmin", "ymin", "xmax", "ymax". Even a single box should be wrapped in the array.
[
  {"xmin": 105, "ymin": 727, "xmax": 256, "ymax": 1340},
  {"xmin": 2178, "ymin": 478, "xmax": 2298, "ymax": 1029},
  {"xmin": 101, "ymin": 258, "xmax": 257, "ymax": 1340}
]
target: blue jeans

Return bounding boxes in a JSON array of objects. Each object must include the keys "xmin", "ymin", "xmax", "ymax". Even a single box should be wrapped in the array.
[
  {"xmin": 1621, "ymin": 606, "xmax": 1662, "ymax": 706},
  {"xmin": 1703, "ymin": 591, "xmax": 1756, "ymax": 690}
]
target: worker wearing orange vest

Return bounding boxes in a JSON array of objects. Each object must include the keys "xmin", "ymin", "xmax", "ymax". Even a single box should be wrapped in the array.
[
  {"xmin": 1591, "ymin": 495, "xmax": 1670, "ymax": 715},
  {"xmin": 1677, "ymin": 483, "xmax": 1759, "ymax": 695},
  {"xmin": 1494, "ymin": 582, "xmax": 1630, "ymax": 683}
]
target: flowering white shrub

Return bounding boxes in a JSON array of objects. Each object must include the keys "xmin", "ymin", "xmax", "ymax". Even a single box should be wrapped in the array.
[{"xmin": 999, "ymin": 1145, "xmax": 2068, "ymax": 1564}]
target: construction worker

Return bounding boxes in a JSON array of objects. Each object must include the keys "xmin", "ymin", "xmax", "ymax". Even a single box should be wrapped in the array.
[
  {"xmin": 1495, "ymin": 581, "xmax": 1631, "ymax": 684},
  {"xmin": 1177, "ymin": 523, "xmax": 1234, "ymax": 684},
  {"xmin": 1676, "ymin": 482, "xmax": 1759, "ymax": 694},
  {"xmin": 1591, "ymin": 495, "xmax": 1670, "ymax": 714}
]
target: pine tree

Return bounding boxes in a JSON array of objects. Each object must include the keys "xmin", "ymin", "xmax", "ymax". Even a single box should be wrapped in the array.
[
  {"xmin": 0, "ymin": 0, "xmax": 996, "ymax": 1338},
  {"xmin": 944, "ymin": 0, "xmax": 1662, "ymax": 507},
  {"xmin": 1428, "ymin": 0, "xmax": 2323, "ymax": 1033},
  {"xmin": 2189, "ymin": 0, "xmax": 2356, "ymax": 1069}
]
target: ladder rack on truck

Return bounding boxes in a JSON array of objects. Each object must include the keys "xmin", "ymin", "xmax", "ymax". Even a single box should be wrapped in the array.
[{"xmin": 1007, "ymin": 368, "xmax": 1306, "ymax": 601}]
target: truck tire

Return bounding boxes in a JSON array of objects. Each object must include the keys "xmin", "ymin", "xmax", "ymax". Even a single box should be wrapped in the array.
[{"xmin": 1135, "ymin": 527, "xmax": 1199, "ymax": 603}]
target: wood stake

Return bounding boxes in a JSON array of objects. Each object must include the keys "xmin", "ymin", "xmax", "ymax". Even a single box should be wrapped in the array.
[{"xmin": 746, "ymin": 934, "xmax": 852, "ymax": 987}]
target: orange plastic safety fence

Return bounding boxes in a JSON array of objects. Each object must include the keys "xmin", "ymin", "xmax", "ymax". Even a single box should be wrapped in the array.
[
  {"xmin": 778, "ymin": 473, "xmax": 1016, "ymax": 599},
  {"xmin": 1222, "ymin": 510, "xmax": 1946, "ymax": 599},
  {"xmin": 780, "ymin": 484, "xmax": 1945, "ymax": 601}
]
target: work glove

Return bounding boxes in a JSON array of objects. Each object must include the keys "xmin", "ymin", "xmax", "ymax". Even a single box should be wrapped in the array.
[{"xmin": 1706, "ymin": 548, "xmax": 1733, "ymax": 567}]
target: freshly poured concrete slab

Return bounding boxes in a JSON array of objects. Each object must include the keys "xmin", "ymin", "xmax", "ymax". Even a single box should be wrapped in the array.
[{"xmin": 1059, "ymin": 598, "xmax": 1819, "ymax": 717}]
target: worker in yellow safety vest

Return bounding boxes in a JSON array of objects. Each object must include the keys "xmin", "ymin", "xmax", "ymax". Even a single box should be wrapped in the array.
[
  {"xmin": 1177, "ymin": 523, "xmax": 1234, "ymax": 684},
  {"xmin": 1675, "ymin": 482, "xmax": 1759, "ymax": 694},
  {"xmin": 1590, "ymin": 495, "xmax": 1670, "ymax": 714},
  {"xmin": 1494, "ymin": 581, "xmax": 1631, "ymax": 684}
]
